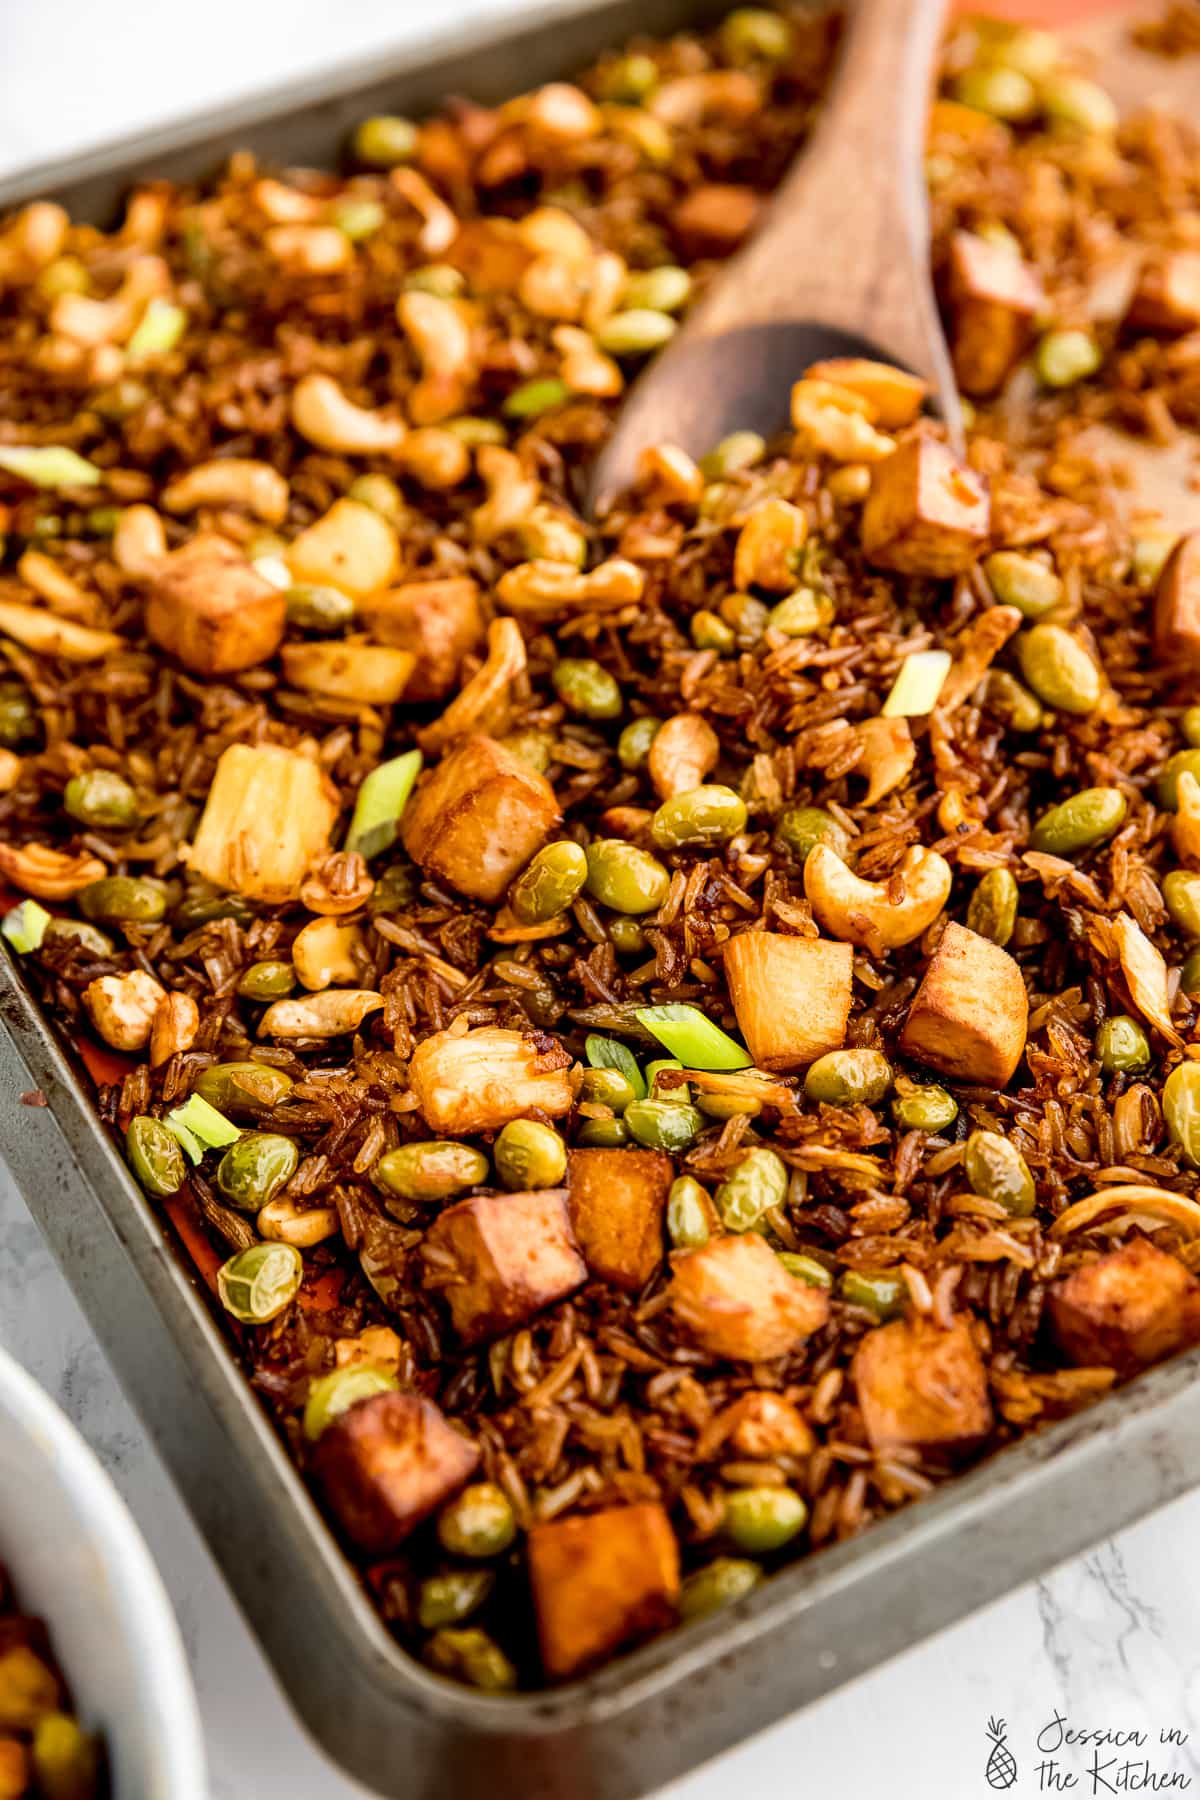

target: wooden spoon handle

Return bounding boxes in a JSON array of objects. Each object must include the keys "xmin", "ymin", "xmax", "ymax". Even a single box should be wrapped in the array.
[{"xmin": 695, "ymin": 0, "xmax": 961, "ymax": 433}]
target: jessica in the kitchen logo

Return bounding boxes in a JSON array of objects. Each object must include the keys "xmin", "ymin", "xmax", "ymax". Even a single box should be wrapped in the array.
[{"xmin": 984, "ymin": 1713, "xmax": 1193, "ymax": 1793}]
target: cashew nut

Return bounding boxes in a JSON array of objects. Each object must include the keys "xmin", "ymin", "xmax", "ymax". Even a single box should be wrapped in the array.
[
  {"xmin": 292, "ymin": 918, "xmax": 365, "ymax": 991},
  {"xmin": 394, "ymin": 427, "xmax": 471, "ymax": 491},
  {"xmin": 265, "ymin": 224, "xmax": 354, "ymax": 274},
  {"xmin": 418, "ymin": 617, "xmax": 527, "ymax": 754},
  {"xmin": 0, "ymin": 750, "xmax": 22, "ymax": 793},
  {"xmin": 805, "ymin": 842, "xmax": 953, "ymax": 949},
  {"xmin": 637, "ymin": 444, "xmax": 703, "ymax": 505},
  {"xmin": 853, "ymin": 715, "xmax": 915, "ymax": 806},
  {"xmin": 1110, "ymin": 911, "xmax": 1182, "ymax": 1046},
  {"xmin": 515, "ymin": 207, "xmax": 595, "ymax": 264},
  {"xmin": 113, "ymin": 504, "xmax": 168, "ymax": 576},
  {"xmin": 149, "ymin": 991, "xmax": 200, "ymax": 1067},
  {"xmin": 519, "ymin": 256, "xmax": 591, "ymax": 322},
  {"xmin": 937, "ymin": 605, "xmax": 1022, "ymax": 715},
  {"xmin": 552, "ymin": 325, "xmax": 623, "ymax": 397},
  {"xmin": 253, "ymin": 179, "xmax": 325, "ymax": 224},
  {"xmin": 389, "ymin": 170, "xmax": 459, "ymax": 257},
  {"xmin": 258, "ymin": 989, "xmax": 383, "ymax": 1039},
  {"xmin": 0, "ymin": 841, "xmax": 106, "ymax": 899},
  {"xmin": 520, "ymin": 83, "xmax": 601, "ymax": 141},
  {"xmin": 649, "ymin": 71, "xmax": 761, "ymax": 127},
  {"xmin": 790, "ymin": 378, "xmax": 896, "ymax": 463},
  {"xmin": 582, "ymin": 252, "xmax": 628, "ymax": 332},
  {"xmin": 472, "ymin": 446, "xmax": 540, "ymax": 544},
  {"xmin": 258, "ymin": 1197, "xmax": 341, "ymax": 1247},
  {"xmin": 17, "ymin": 549, "xmax": 97, "ymax": 623},
  {"xmin": 396, "ymin": 289, "xmax": 474, "ymax": 424},
  {"xmin": 0, "ymin": 202, "xmax": 69, "ymax": 276},
  {"xmin": 50, "ymin": 255, "xmax": 168, "ymax": 347},
  {"xmin": 734, "ymin": 497, "xmax": 808, "ymax": 593},
  {"xmin": 83, "ymin": 971, "xmax": 167, "ymax": 1051},
  {"xmin": 290, "ymin": 373, "xmax": 407, "ymax": 454},
  {"xmin": 649, "ymin": 712, "xmax": 719, "ymax": 800},
  {"xmin": 121, "ymin": 190, "xmax": 169, "ymax": 248},
  {"xmin": 162, "ymin": 458, "xmax": 289, "ymax": 524},
  {"xmin": 495, "ymin": 557, "xmax": 644, "ymax": 618},
  {"xmin": 0, "ymin": 599, "xmax": 123, "ymax": 662},
  {"xmin": 299, "ymin": 851, "xmax": 375, "ymax": 917}
]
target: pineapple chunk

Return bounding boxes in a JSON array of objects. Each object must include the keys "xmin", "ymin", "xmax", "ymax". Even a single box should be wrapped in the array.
[
  {"xmin": 281, "ymin": 641, "xmax": 415, "ymax": 704},
  {"xmin": 145, "ymin": 534, "xmax": 286, "ymax": 674},
  {"xmin": 285, "ymin": 498, "xmax": 399, "ymax": 597},
  {"xmin": 669, "ymin": 1234, "xmax": 829, "ymax": 1361},
  {"xmin": 1050, "ymin": 1238, "xmax": 1200, "ymax": 1375},
  {"xmin": 1128, "ymin": 250, "xmax": 1200, "ymax": 333},
  {"xmin": 947, "ymin": 229, "xmax": 1044, "ymax": 397},
  {"xmin": 899, "ymin": 921, "xmax": 1027, "ymax": 1087},
  {"xmin": 402, "ymin": 733, "xmax": 559, "ymax": 902},
  {"xmin": 853, "ymin": 1316, "xmax": 992, "ymax": 1453},
  {"xmin": 528, "ymin": 1503, "xmax": 680, "ymax": 1681},
  {"xmin": 360, "ymin": 577, "xmax": 484, "ymax": 700},
  {"xmin": 802, "ymin": 357, "xmax": 927, "ymax": 428},
  {"xmin": 861, "ymin": 436, "xmax": 990, "ymax": 576},
  {"xmin": 722, "ymin": 932, "xmax": 852, "ymax": 1071},
  {"xmin": 313, "ymin": 1391, "xmax": 479, "ymax": 1553},
  {"xmin": 1154, "ymin": 533, "xmax": 1200, "ymax": 672},
  {"xmin": 408, "ymin": 1023, "xmax": 573, "ymax": 1134},
  {"xmin": 567, "ymin": 1147, "xmax": 672, "ymax": 1292},
  {"xmin": 188, "ymin": 742, "xmax": 338, "ymax": 903},
  {"xmin": 421, "ymin": 1187, "xmax": 586, "ymax": 1343}
]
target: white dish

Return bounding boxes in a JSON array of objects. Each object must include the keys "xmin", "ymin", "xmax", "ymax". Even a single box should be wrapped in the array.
[{"xmin": 0, "ymin": 1344, "xmax": 207, "ymax": 1797}]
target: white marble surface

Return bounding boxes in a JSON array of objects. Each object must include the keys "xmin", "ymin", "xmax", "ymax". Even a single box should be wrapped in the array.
[{"xmin": 3, "ymin": 2, "xmax": 1200, "ymax": 1795}]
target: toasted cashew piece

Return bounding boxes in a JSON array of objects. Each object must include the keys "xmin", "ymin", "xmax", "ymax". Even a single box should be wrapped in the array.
[
  {"xmin": 418, "ymin": 617, "xmax": 527, "ymax": 755},
  {"xmin": 638, "ymin": 444, "xmax": 703, "ymax": 505},
  {"xmin": 253, "ymin": 178, "xmax": 325, "ymax": 224},
  {"xmin": 121, "ymin": 190, "xmax": 169, "ymax": 248},
  {"xmin": 0, "ymin": 841, "xmax": 106, "ymax": 899},
  {"xmin": 937, "ymin": 605, "xmax": 1023, "ymax": 715},
  {"xmin": 258, "ymin": 1197, "xmax": 341, "ymax": 1247},
  {"xmin": 389, "ymin": 169, "xmax": 459, "ymax": 256},
  {"xmin": 0, "ymin": 202, "xmax": 69, "ymax": 277},
  {"xmin": 17, "ymin": 549, "xmax": 96, "ymax": 622},
  {"xmin": 149, "ymin": 991, "xmax": 200, "ymax": 1067},
  {"xmin": 162, "ymin": 458, "xmax": 289, "ymax": 524},
  {"xmin": 113, "ymin": 504, "xmax": 167, "ymax": 576},
  {"xmin": 84, "ymin": 971, "xmax": 167, "ymax": 1051},
  {"xmin": 552, "ymin": 325, "xmax": 622, "ymax": 397},
  {"xmin": 1111, "ymin": 911, "xmax": 1182, "ymax": 1046},
  {"xmin": 395, "ymin": 428, "xmax": 471, "ymax": 490},
  {"xmin": 291, "ymin": 373, "xmax": 407, "ymax": 454},
  {"xmin": 496, "ymin": 557, "xmax": 644, "ymax": 618},
  {"xmin": 472, "ymin": 446, "xmax": 540, "ymax": 544},
  {"xmin": 258, "ymin": 989, "xmax": 383, "ymax": 1038},
  {"xmin": 515, "ymin": 206, "xmax": 595, "ymax": 263},
  {"xmin": 50, "ymin": 256, "xmax": 168, "ymax": 347},
  {"xmin": 265, "ymin": 225, "xmax": 353, "ymax": 275},
  {"xmin": 520, "ymin": 83, "xmax": 602, "ymax": 140},
  {"xmin": 650, "ymin": 71, "xmax": 761, "ymax": 127},
  {"xmin": 734, "ymin": 498, "xmax": 808, "ymax": 592},
  {"xmin": 292, "ymin": 918, "xmax": 365, "ymax": 991},
  {"xmin": 854, "ymin": 715, "xmax": 915, "ymax": 806},
  {"xmin": 790, "ymin": 378, "xmax": 895, "ymax": 463},
  {"xmin": 805, "ymin": 842, "xmax": 952, "ymax": 949},
  {"xmin": 0, "ymin": 750, "xmax": 22, "ymax": 793},
  {"xmin": 0, "ymin": 598, "xmax": 123, "ymax": 662},
  {"xmin": 396, "ymin": 290, "xmax": 473, "ymax": 424},
  {"xmin": 649, "ymin": 712, "xmax": 719, "ymax": 800}
]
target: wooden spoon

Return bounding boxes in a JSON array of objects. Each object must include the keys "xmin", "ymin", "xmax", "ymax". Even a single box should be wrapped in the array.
[{"xmin": 588, "ymin": 0, "xmax": 958, "ymax": 512}]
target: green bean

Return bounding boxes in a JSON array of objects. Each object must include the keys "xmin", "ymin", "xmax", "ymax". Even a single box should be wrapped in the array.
[
  {"xmin": 1164, "ymin": 1062, "xmax": 1200, "ymax": 1166},
  {"xmin": 286, "ymin": 584, "xmax": 357, "ymax": 632},
  {"xmin": 1030, "ymin": 787, "xmax": 1125, "ymax": 855},
  {"xmin": 966, "ymin": 868, "xmax": 1019, "ymax": 947},
  {"xmin": 236, "ymin": 960, "xmax": 296, "ymax": 1002},
  {"xmin": 983, "ymin": 551, "xmax": 1062, "ymax": 619},
  {"xmin": 624, "ymin": 1099, "xmax": 703, "ymax": 1153},
  {"xmin": 78, "ymin": 876, "xmax": 167, "ymax": 925},
  {"xmin": 1158, "ymin": 750, "xmax": 1200, "ymax": 810},
  {"xmin": 839, "ymin": 1270, "xmax": 905, "ymax": 1320},
  {"xmin": 805, "ymin": 1048, "xmax": 893, "ymax": 1106},
  {"xmin": 723, "ymin": 1486, "xmax": 807, "ymax": 1552},
  {"xmin": 353, "ymin": 115, "xmax": 418, "ymax": 166},
  {"xmin": 964, "ymin": 1129, "xmax": 1035, "ymax": 1216},
  {"xmin": 437, "ymin": 1482, "xmax": 517, "ymax": 1558},
  {"xmin": 509, "ymin": 841, "xmax": 588, "ymax": 924},
  {"xmin": 679, "ymin": 1559, "xmax": 763, "ymax": 1621},
  {"xmin": 217, "ymin": 1242, "xmax": 303, "ymax": 1324},
  {"xmin": 1018, "ymin": 625, "xmax": 1102, "ymax": 714},
  {"xmin": 193, "ymin": 1061, "xmax": 295, "ymax": 1117},
  {"xmin": 417, "ymin": 1571, "xmax": 495, "ymax": 1631},
  {"xmin": 892, "ymin": 1082, "xmax": 958, "ymax": 1133},
  {"xmin": 216, "ymin": 1132, "xmax": 299, "ymax": 1211},
  {"xmin": 584, "ymin": 841, "xmax": 670, "ymax": 914},
  {"xmin": 424, "ymin": 1628, "xmax": 516, "ymax": 1692},
  {"xmin": 715, "ymin": 1146, "xmax": 788, "ymax": 1232},
  {"xmin": 651, "ymin": 785, "xmax": 747, "ymax": 851},
  {"xmin": 1165, "ymin": 870, "xmax": 1200, "ymax": 939},
  {"xmin": 552, "ymin": 658, "xmax": 622, "ymax": 721},
  {"xmin": 63, "ymin": 769, "xmax": 138, "ymax": 829},
  {"xmin": 1097, "ymin": 1015, "xmax": 1151, "ymax": 1074},
  {"xmin": 374, "ymin": 1141, "xmax": 488, "ymax": 1203},
  {"xmin": 667, "ymin": 1175, "xmax": 712, "ymax": 1249},
  {"xmin": 303, "ymin": 1365, "xmax": 398, "ymax": 1440},
  {"xmin": 493, "ymin": 1118, "xmax": 567, "ymax": 1190},
  {"xmin": 125, "ymin": 1116, "xmax": 187, "ymax": 1198},
  {"xmin": 776, "ymin": 805, "xmax": 850, "ymax": 863}
]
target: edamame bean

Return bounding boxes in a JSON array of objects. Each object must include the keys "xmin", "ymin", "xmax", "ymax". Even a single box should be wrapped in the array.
[
  {"xmin": 1182, "ymin": 949, "xmax": 1200, "ymax": 999},
  {"xmin": 194, "ymin": 1061, "xmax": 295, "ymax": 1116},
  {"xmin": 374, "ymin": 1141, "xmax": 489, "ymax": 1203},
  {"xmin": 608, "ymin": 916, "xmax": 647, "ymax": 955},
  {"xmin": 493, "ymin": 1119, "xmax": 567, "ymax": 1190},
  {"xmin": 303, "ymin": 1365, "xmax": 398, "ymax": 1440},
  {"xmin": 1097, "ymin": 1015, "xmax": 1151, "ymax": 1074},
  {"xmin": 552, "ymin": 658, "xmax": 622, "ymax": 721},
  {"xmin": 125, "ymin": 1116, "xmax": 187, "ymax": 1197},
  {"xmin": 1182, "ymin": 707, "xmax": 1200, "ymax": 750},
  {"xmin": 347, "ymin": 473, "xmax": 407, "ymax": 524},
  {"xmin": 597, "ymin": 52, "xmax": 659, "ymax": 103},
  {"xmin": 236, "ymin": 960, "xmax": 296, "ymax": 1002},
  {"xmin": 424, "ymin": 1629, "xmax": 516, "ymax": 1692},
  {"xmin": 578, "ymin": 1067, "xmax": 637, "ymax": 1112},
  {"xmin": 721, "ymin": 7, "xmax": 793, "ymax": 61},
  {"xmin": 45, "ymin": 917, "xmax": 114, "ymax": 957},
  {"xmin": 651, "ymin": 785, "xmax": 747, "ymax": 851},
  {"xmin": 617, "ymin": 717, "xmax": 662, "ymax": 771},
  {"xmin": 1164, "ymin": 1062, "xmax": 1200, "ymax": 1166},
  {"xmin": 437, "ymin": 1482, "xmax": 517, "ymax": 1558},
  {"xmin": 963, "ymin": 1129, "xmax": 1035, "ymax": 1216},
  {"xmin": 78, "ymin": 876, "xmax": 167, "ymax": 925},
  {"xmin": 985, "ymin": 670, "xmax": 1043, "ymax": 733},
  {"xmin": 953, "ymin": 64, "xmax": 1037, "ymax": 121},
  {"xmin": 624, "ymin": 1098, "xmax": 703, "ymax": 1153},
  {"xmin": 699, "ymin": 430, "xmax": 766, "ymax": 479},
  {"xmin": 723, "ymin": 1486, "xmax": 807, "ymax": 1552},
  {"xmin": 778, "ymin": 1251, "xmax": 833, "ymax": 1286},
  {"xmin": 805, "ymin": 1048, "xmax": 893, "ymax": 1106},
  {"xmin": 892, "ymin": 1083, "xmax": 958, "ymax": 1132},
  {"xmin": 1165, "ymin": 870, "xmax": 1200, "ymax": 939},
  {"xmin": 776, "ymin": 805, "xmax": 850, "ymax": 863},
  {"xmin": 622, "ymin": 266, "xmax": 692, "ymax": 314},
  {"xmin": 1018, "ymin": 625, "xmax": 1102, "ymax": 714},
  {"xmin": 715, "ymin": 1146, "xmax": 788, "ymax": 1232},
  {"xmin": 585, "ymin": 841, "xmax": 670, "ymax": 914},
  {"xmin": 1040, "ymin": 72, "xmax": 1117, "ymax": 136},
  {"xmin": 217, "ymin": 1242, "xmax": 303, "ymax": 1324},
  {"xmin": 691, "ymin": 610, "xmax": 736, "ymax": 653},
  {"xmin": 577, "ymin": 1117, "xmax": 630, "ymax": 1147},
  {"xmin": 1157, "ymin": 750, "xmax": 1200, "ymax": 810},
  {"xmin": 63, "ymin": 769, "xmax": 137, "ymax": 829},
  {"xmin": 286, "ymin": 584, "xmax": 357, "ymax": 632},
  {"xmin": 509, "ymin": 841, "xmax": 588, "ymax": 924},
  {"xmin": 418, "ymin": 1571, "xmax": 495, "ymax": 1630},
  {"xmin": 679, "ymin": 1559, "xmax": 763, "ymax": 1621},
  {"xmin": 216, "ymin": 1132, "xmax": 299, "ymax": 1211},
  {"xmin": 767, "ymin": 588, "xmax": 833, "ymax": 636},
  {"xmin": 983, "ymin": 551, "xmax": 1062, "ymax": 619},
  {"xmin": 1034, "ymin": 329, "xmax": 1102, "ymax": 389},
  {"xmin": 0, "ymin": 684, "xmax": 37, "ymax": 748},
  {"xmin": 966, "ymin": 868, "xmax": 1019, "ymax": 947},
  {"xmin": 1029, "ymin": 787, "xmax": 1125, "ymax": 855},
  {"xmin": 174, "ymin": 888, "xmax": 254, "ymax": 929},
  {"xmin": 667, "ymin": 1175, "xmax": 712, "ymax": 1249},
  {"xmin": 839, "ymin": 1270, "xmax": 905, "ymax": 1320},
  {"xmin": 353, "ymin": 115, "xmax": 418, "ymax": 166},
  {"xmin": 595, "ymin": 309, "xmax": 677, "ymax": 356}
]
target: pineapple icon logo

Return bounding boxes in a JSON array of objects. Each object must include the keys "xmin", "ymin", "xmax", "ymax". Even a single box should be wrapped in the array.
[{"xmin": 985, "ymin": 1717, "xmax": 1018, "ymax": 1790}]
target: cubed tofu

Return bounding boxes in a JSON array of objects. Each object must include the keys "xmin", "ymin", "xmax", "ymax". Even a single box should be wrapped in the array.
[
  {"xmin": 947, "ymin": 229, "xmax": 1044, "ymax": 397},
  {"xmin": 1050, "ymin": 1238, "xmax": 1200, "ymax": 1375},
  {"xmin": 313, "ymin": 1391, "xmax": 480, "ymax": 1554},
  {"xmin": 1154, "ymin": 533, "xmax": 1200, "ymax": 672},
  {"xmin": 421, "ymin": 1188, "xmax": 587, "ymax": 1344},
  {"xmin": 188, "ymin": 742, "xmax": 339, "ymax": 903},
  {"xmin": 802, "ymin": 357, "xmax": 927, "ymax": 428},
  {"xmin": 715, "ymin": 1389, "xmax": 814, "ymax": 1458},
  {"xmin": 1128, "ymin": 251, "xmax": 1200, "ymax": 333},
  {"xmin": 144, "ymin": 534, "xmax": 286, "ymax": 675},
  {"xmin": 286, "ymin": 498, "xmax": 399, "ymax": 598},
  {"xmin": 669, "ymin": 1234, "xmax": 830, "ymax": 1362},
  {"xmin": 360, "ymin": 577, "xmax": 484, "ymax": 700},
  {"xmin": 567, "ymin": 1147, "xmax": 672, "ymax": 1292},
  {"xmin": 723, "ymin": 932, "xmax": 853, "ymax": 1072},
  {"xmin": 527, "ymin": 1503, "xmax": 680, "ymax": 1681},
  {"xmin": 402, "ymin": 733, "xmax": 559, "ymax": 902},
  {"xmin": 853, "ymin": 1316, "xmax": 992, "ymax": 1454},
  {"xmin": 899, "ymin": 921, "xmax": 1027, "ymax": 1087},
  {"xmin": 408, "ymin": 1024, "xmax": 573, "ymax": 1134},
  {"xmin": 671, "ymin": 183, "xmax": 761, "ymax": 257},
  {"xmin": 281, "ymin": 640, "xmax": 415, "ymax": 704},
  {"xmin": 861, "ymin": 437, "xmax": 991, "ymax": 577},
  {"xmin": 0, "ymin": 1739, "xmax": 29, "ymax": 1800}
]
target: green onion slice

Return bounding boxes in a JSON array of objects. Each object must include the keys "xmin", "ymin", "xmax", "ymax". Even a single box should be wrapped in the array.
[
  {"xmin": 346, "ymin": 750, "xmax": 423, "ymax": 861},
  {"xmin": 165, "ymin": 1093, "xmax": 240, "ymax": 1159},
  {"xmin": 1, "ymin": 899, "xmax": 51, "ymax": 954},
  {"xmin": 635, "ymin": 1003, "xmax": 753, "ymax": 1071},
  {"xmin": 0, "ymin": 446, "xmax": 101, "ymax": 489},
  {"xmin": 881, "ymin": 649, "xmax": 951, "ymax": 718}
]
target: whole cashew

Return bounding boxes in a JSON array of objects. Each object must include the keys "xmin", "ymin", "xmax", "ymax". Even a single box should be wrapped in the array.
[
  {"xmin": 259, "ymin": 989, "xmax": 383, "ymax": 1039},
  {"xmin": 291, "ymin": 373, "xmax": 407, "ymax": 454},
  {"xmin": 637, "ymin": 444, "xmax": 704, "ymax": 505},
  {"xmin": 0, "ymin": 598, "xmax": 123, "ymax": 662},
  {"xmin": 389, "ymin": 170, "xmax": 459, "ymax": 257},
  {"xmin": 258, "ymin": 1197, "xmax": 341, "ymax": 1247},
  {"xmin": 113, "ymin": 504, "xmax": 168, "ymax": 577},
  {"xmin": 418, "ymin": 616, "xmax": 527, "ymax": 754},
  {"xmin": 495, "ymin": 557, "xmax": 644, "ymax": 618},
  {"xmin": 84, "ymin": 971, "xmax": 167, "ymax": 1051},
  {"xmin": 253, "ymin": 179, "xmax": 325, "ymax": 224},
  {"xmin": 805, "ymin": 842, "xmax": 952, "ymax": 949},
  {"xmin": 472, "ymin": 446, "xmax": 540, "ymax": 544},
  {"xmin": 552, "ymin": 325, "xmax": 622, "ymax": 397},
  {"xmin": 51, "ymin": 255, "xmax": 168, "ymax": 347},
  {"xmin": 649, "ymin": 712, "xmax": 719, "ymax": 800},
  {"xmin": 265, "ymin": 225, "xmax": 353, "ymax": 275},
  {"xmin": 292, "ymin": 918, "xmax": 365, "ymax": 991},
  {"xmin": 162, "ymin": 458, "xmax": 289, "ymax": 524},
  {"xmin": 0, "ymin": 841, "xmax": 106, "ymax": 899},
  {"xmin": 396, "ymin": 290, "xmax": 473, "ymax": 424}
]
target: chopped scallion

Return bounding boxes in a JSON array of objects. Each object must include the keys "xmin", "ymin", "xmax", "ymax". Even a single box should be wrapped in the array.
[
  {"xmin": 1, "ymin": 899, "xmax": 51, "ymax": 954},
  {"xmin": 126, "ymin": 298, "xmax": 188, "ymax": 361},
  {"xmin": 635, "ymin": 1003, "xmax": 753, "ymax": 1071},
  {"xmin": 165, "ymin": 1093, "xmax": 240, "ymax": 1158},
  {"xmin": 345, "ymin": 749, "xmax": 423, "ymax": 860},
  {"xmin": 881, "ymin": 649, "xmax": 951, "ymax": 718},
  {"xmin": 0, "ymin": 446, "xmax": 101, "ymax": 489}
]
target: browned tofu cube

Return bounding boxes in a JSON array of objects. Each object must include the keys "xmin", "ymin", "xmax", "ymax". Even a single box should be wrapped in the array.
[
  {"xmin": 712, "ymin": 1389, "xmax": 814, "ymax": 1458},
  {"xmin": 723, "ymin": 932, "xmax": 852, "ymax": 1072},
  {"xmin": 1154, "ymin": 533, "xmax": 1200, "ymax": 672},
  {"xmin": 861, "ymin": 437, "xmax": 991, "ymax": 577},
  {"xmin": 145, "ymin": 535, "xmax": 285, "ymax": 675},
  {"xmin": 527, "ymin": 1503, "xmax": 680, "ymax": 1680},
  {"xmin": 313, "ymin": 1391, "xmax": 480, "ymax": 1554},
  {"xmin": 360, "ymin": 577, "xmax": 484, "ymax": 701},
  {"xmin": 852, "ymin": 1316, "xmax": 992, "ymax": 1454},
  {"xmin": 899, "ymin": 921, "xmax": 1027, "ymax": 1087},
  {"xmin": 0, "ymin": 1739, "xmax": 29, "ymax": 1798},
  {"xmin": 671, "ymin": 183, "xmax": 761, "ymax": 257},
  {"xmin": 1049, "ymin": 1237, "xmax": 1200, "ymax": 1376},
  {"xmin": 947, "ymin": 229, "xmax": 1044, "ymax": 397},
  {"xmin": 1128, "ymin": 251, "xmax": 1200, "ymax": 334},
  {"xmin": 567, "ymin": 1147, "xmax": 672, "ymax": 1292},
  {"xmin": 402, "ymin": 733, "xmax": 559, "ymax": 902},
  {"xmin": 421, "ymin": 1188, "xmax": 587, "ymax": 1344},
  {"xmin": 408, "ymin": 1023, "xmax": 573, "ymax": 1134},
  {"xmin": 669, "ymin": 1234, "xmax": 829, "ymax": 1362}
]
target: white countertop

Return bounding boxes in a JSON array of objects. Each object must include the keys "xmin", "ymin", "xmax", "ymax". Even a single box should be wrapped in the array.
[{"xmin": 3, "ymin": 3, "xmax": 1200, "ymax": 1793}]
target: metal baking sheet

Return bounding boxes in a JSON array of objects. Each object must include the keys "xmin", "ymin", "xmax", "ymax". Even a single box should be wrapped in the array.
[{"xmin": 5, "ymin": 4, "xmax": 1200, "ymax": 1794}]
